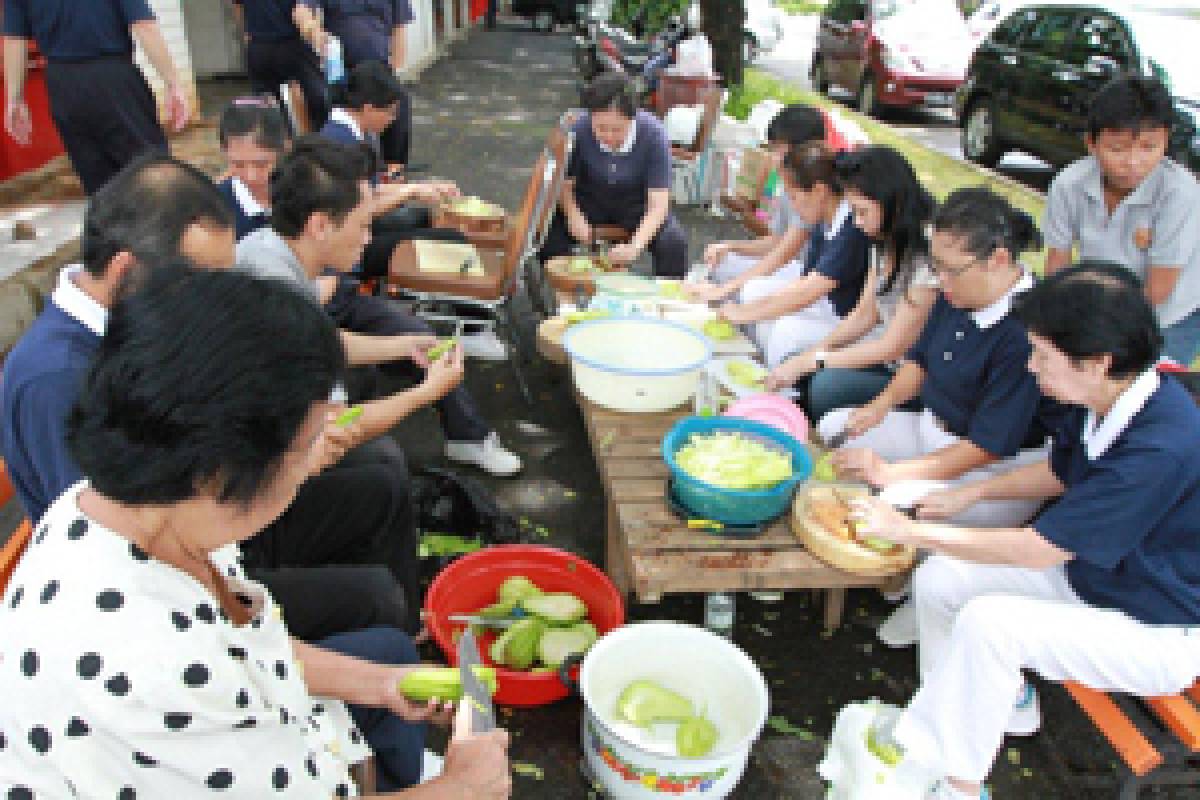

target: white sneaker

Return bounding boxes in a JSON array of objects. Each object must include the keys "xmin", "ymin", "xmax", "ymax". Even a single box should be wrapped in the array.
[
  {"xmin": 445, "ymin": 432, "xmax": 522, "ymax": 476},
  {"xmin": 1005, "ymin": 683, "xmax": 1041, "ymax": 736},
  {"xmin": 420, "ymin": 749, "xmax": 444, "ymax": 783},
  {"xmin": 459, "ymin": 329, "xmax": 507, "ymax": 361},
  {"xmin": 877, "ymin": 600, "xmax": 919, "ymax": 649}
]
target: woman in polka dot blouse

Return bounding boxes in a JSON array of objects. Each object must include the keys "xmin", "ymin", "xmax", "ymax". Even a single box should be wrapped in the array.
[{"xmin": 0, "ymin": 267, "xmax": 511, "ymax": 798}]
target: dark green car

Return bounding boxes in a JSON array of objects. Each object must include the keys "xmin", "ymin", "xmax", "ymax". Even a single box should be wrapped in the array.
[{"xmin": 955, "ymin": 3, "xmax": 1199, "ymax": 174}]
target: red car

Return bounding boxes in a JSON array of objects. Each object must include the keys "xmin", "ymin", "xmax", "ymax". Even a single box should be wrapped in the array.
[{"xmin": 811, "ymin": 0, "xmax": 974, "ymax": 118}]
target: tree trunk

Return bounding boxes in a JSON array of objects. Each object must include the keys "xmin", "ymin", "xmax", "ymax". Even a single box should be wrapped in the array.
[{"xmin": 700, "ymin": 0, "xmax": 745, "ymax": 87}]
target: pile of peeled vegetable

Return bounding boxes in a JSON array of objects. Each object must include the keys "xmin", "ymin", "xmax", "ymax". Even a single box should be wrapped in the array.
[
  {"xmin": 616, "ymin": 680, "xmax": 720, "ymax": 758},
  {"xmin": 674, "ymin": 431, "xmax": 794, "ymax": 491},
  {"xmin": 477, "ymin": 576, "xmax": 599, "ymax": 670}
]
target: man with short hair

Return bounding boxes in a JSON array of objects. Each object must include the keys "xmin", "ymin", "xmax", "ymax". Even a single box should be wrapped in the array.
[
  {"xmin": 236, "ymin": 136, "xmax": 523, "ymax": 476},
  {"xmin": 0, "ymin": 154, "xmax": 418, "ymax": 639},
  {"xmin": 2, "ymin": 0, "xmax": 189, "ymax": 194},
  {"xmin": 1043, "ymin": 75, "xmax": 1200, "ymax": 366}
]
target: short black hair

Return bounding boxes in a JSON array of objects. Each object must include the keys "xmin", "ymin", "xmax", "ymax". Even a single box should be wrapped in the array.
[
  {"xmin": 270, "ymin": 136, "xmax": 373, "ymax": 238},
  {"xmin": 1014, "ymin": 260, "xmax": 1162, "ymax": 379},
  {"xmin": 67, "ymin": 264, "xmax": 346, "ymax": 508},
  {"xmin": 932, "ymin": 187, "xmax": 1042, "ymax": 260},
  {"xmin": 1087, "ymin": 75, "xmax": 1175, "ymax": 139},
  {"xmin": 767, "ymin": 105, "xmax": 826, "ymax": 147},
  {"xmin": 219, "ymin": 100, "xmax": 290, "ymax": 152},
  {"xmin": 835, "ymin": 146, "xmax": 934, "ymax": 295},
  {"xmin": 335, "ymin": 60, "xmax": 404, "ymax": 110},
  {"xmin": 82, "ymin": 154, "xmax": 235, "ymax": 278},
  {"xmin": 782, "ymin": 141, "xmax": 840, "ymax": 192},
  {"xmin": 580, "ymin": 72, "xmax": 637, "ymax": 119}
]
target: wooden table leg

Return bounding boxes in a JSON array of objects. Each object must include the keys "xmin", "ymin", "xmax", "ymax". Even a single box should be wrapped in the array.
[
  {"xmin": 604, "ymin": 496, "xmax": 632, "ymax": 599},
  {"xmin": 823, "ymin": 588, "xmax": 847, "ymax": 635}
]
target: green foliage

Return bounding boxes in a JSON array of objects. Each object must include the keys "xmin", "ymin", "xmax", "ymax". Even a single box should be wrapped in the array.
[
  {"xmin": 610, "ymin": 0, "xmax": 691, "ymax": 33},
  {"xmin": 776, "ymin": 0, "xmax": 828, "ymax": 15}
]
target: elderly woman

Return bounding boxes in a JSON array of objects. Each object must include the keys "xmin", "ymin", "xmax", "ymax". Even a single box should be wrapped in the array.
[
  {"xmin": 0, "ymin": 266, "xmax": 510, "ymax": 798},
  {"xmin": 539, "ymin": 72, "xmax": 688, "ymax": 277},
  {"xmin": 848, "ymin": 262, "xmax": 1200, "ymax": 800}
]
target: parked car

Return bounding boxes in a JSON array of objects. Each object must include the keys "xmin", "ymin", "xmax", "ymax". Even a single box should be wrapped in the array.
[
  {"xmin": 810, "ymin": 0, "xmax": 974, "ymax": 117},
  {"xmin": 512, "ymin": 0, "xmax": 590, "ymax": 32},
  {"xmin": 955, "ymin": 4, "xmax": 1200, "ymax": 173}
]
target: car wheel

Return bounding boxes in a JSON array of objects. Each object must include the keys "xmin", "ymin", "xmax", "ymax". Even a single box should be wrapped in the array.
[
  {"xmin": 856, "ymin": 73, "xmax": 884, "ymax": 118},
  {"xmin": 811, "ymin": 57, "xmax": 830, "ymax": 95},
  {"xmin": 743, "ymin": 34, "xmax": 761, "ymax": 64},
  {"xmin": 532, "ymin": 9, "xmax": 555, "ymax": 32},
  {"xmin": 963, "ymin": 98, "xmax": 1003, "ymax": 167}
]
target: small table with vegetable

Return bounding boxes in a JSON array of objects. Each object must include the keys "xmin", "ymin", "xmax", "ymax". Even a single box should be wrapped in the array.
[{"xmin": 577, "ymin": 395, "xmax": 887, "ymax": 633}]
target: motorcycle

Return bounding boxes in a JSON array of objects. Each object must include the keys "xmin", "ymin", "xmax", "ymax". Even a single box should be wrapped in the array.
[{"xmin": 575, "ymin": 5, "xmax": 692, "ymax": 105}]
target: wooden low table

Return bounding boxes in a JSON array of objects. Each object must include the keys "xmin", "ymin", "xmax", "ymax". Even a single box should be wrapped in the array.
[{"xmin": 577, "ymin": 395, "xmax": 886, "ymax": 633}]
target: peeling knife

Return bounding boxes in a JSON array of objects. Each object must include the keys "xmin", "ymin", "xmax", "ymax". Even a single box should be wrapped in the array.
[{"xmin": 457, "ymin": 628, "xmax": 496, "ymax": 733}]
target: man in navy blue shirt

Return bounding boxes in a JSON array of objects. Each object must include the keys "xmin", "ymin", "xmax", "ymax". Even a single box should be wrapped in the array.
[
  {"xmin": 295, "ymin": 0, "xmax": 415, "ymax": 167},
  {"xmin": 848, "ymin": 262, "xmax": 1200, "ymax": 800},
  {"xmin": 2, "ymin": 0, "xmax": 188, "ymax": 194},
  {"xmin": 229, "ymin": 0, "xmax": 331, "ymax": 132}
]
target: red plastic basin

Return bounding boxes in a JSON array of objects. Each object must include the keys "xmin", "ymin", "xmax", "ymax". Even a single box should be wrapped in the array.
[{"xmin": 424, "ymin": 545, "xmax": 625, "ymax": 707}]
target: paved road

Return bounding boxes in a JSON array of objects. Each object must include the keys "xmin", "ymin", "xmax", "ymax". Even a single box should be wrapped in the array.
[{"xmin": 757, "ymin": 12, "xmax": 1055, "ymax": 192}]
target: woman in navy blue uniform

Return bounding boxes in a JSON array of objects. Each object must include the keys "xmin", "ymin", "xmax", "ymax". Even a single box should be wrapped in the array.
[
  {"xmin": 2, "ymin": 0, "xmax": 188, "ymax": 194},
  {"xmin": 847, "ymin": 263, "xmax": 1200, "ymax": 800},
  {"xmin": 538, "ymin": 73, "xmax": 688, "ymax": 277}
]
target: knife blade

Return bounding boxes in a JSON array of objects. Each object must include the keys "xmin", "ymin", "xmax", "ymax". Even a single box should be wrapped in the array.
[
  {"xmin": 457, "ymin": 628, "xmax": 496, "ymax": 733},
  {"xmin": 824, "ymin": 428, "xmax": 851, "ymax": 452}
]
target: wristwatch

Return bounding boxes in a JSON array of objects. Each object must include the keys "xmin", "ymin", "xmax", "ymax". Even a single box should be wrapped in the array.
[{"xmin": 813, "ymin": 350, "xmax": 830, "ymax": 370}]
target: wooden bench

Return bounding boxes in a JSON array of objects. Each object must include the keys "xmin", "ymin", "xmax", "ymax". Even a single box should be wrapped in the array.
[
  {"xmin": 575, "ymin": 396, "xmax": 885, "ymax": 633},
  {"xmin": 1048, "ymin": 680, "xmax": 1200, "ymax": 798}
]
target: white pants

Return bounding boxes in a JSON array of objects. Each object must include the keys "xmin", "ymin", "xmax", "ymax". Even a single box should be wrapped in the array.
[
  {"xmin": 817, "ymin": 408, "xmax": 1048, "ymax": 529},
  {"xmin": 711, "ymin": 252, "xmax": 804, "ymax": 286},
  {"xmin": 894, "ymin": 555, "xmax": 1200, "ymax": 782},
  {"xmin": 741, "ymin": 276, "xmax": 841, "ymax": 368}
]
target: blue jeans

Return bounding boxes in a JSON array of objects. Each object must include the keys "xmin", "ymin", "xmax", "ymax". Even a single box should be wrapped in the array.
[
  {"xmin": 318, "ymin": 627, "xmax": 427, "ymax": 792},
  {"xmin": 1164, "ymin": 307, "xmax": 1200, "ymax": 367},
  {"xmin": 806, "ymin": 366, "xmax": 921, "ymax": 427}
]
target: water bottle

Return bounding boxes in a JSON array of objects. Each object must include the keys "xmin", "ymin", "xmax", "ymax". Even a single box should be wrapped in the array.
[
  {"xmin": 704, "ymin": 592, "xmax": 735, "ymax": 638},
  {"xmin": 324, "ymin": 36, "xmax": 346, "ymax": 85}
]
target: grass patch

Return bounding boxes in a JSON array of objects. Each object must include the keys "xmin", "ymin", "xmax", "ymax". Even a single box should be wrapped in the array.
[
  {"xmin": 727, "ymin": 69, "xmax": 1048, "ymax": 273},
  {"xmin": 777, "ymin": 0, "xmax": 828, "ymax": 14}
]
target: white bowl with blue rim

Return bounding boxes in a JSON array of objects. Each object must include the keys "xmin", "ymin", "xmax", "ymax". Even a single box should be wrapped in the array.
[{"xmin": 563, "ymin": 317, "xmax": 712, "ymax": 413}]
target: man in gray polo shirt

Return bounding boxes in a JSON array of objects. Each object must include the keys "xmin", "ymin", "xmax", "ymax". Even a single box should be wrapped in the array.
[{"xmin": 1043, "ymin": 76, "xmax": 1200, "ymax": 366}]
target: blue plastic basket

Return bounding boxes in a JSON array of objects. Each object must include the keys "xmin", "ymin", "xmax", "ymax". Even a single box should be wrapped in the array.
[{"xmin": 662, "ymin": 416, "xmax": 813, "ymax": 527}]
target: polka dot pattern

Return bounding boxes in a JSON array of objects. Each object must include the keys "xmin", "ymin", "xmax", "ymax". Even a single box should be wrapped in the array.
[{"xmin": 3, "ymin": 501, "xmax": 371, "ymax": 796}]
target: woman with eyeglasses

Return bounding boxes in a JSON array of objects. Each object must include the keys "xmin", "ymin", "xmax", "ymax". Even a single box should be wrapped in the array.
[
  {"xmin": 717, "ymin": 142, "xmax": 871, "ymax": 368},
  {"xmin": 765, "ymin": 146, "xmax": 939, "ymax": 423},
  {"xmin": 821, "ymin": 188, "xmax": 1058, "ymax": 647}
]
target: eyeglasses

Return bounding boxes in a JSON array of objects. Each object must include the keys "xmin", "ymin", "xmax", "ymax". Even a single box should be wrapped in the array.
[{"xmin": 930, "ymin": 254, "xmax": 983, "ymax": 279}]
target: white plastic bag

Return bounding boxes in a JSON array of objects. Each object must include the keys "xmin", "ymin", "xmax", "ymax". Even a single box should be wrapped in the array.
[
  {"xmin": 819, "ymin": 701, "xmax": 937, "ymax": 800},
  {"xmin": 664, "ymin": 104, "xmax": 702, "ymax": 146},
  {"xmin": 745, "ymin": 99, "xmax": 785, "ymax": 144},
  {"xmin": 675, "ymin": 34, "xmax": 714, "ymax": 77}
]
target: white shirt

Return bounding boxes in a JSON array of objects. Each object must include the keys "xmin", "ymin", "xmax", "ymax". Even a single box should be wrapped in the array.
[
  {"xmin": 231, "ymin": 176, "xmax": 268, "ymax": 217},
  {"xmin": 0, "ymin": 483, "xmax": 369, "ymax": 798},
  {"xmin": 51, "ymin": 265, "xmax": 106, "ymax": 337},
  {"xmin": 970, "ymin": 270, "xmax": 1035, "ymax": 330},
  {"xmin": 1083, "ymin": 368, "xmax": 1161, "ymax": 461},
  {"xmin": 597, "ymin": 117, "xmax": 638, "ymax": 155},
  {"xmin": 329, "ymin": 108, "xmax": 365, "ymax": 142}
]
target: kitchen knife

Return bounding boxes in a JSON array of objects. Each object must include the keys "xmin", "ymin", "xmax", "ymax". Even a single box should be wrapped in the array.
[{"xmin": 457, "ymin": 627, "xmax": 496, "ymax": 733}]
